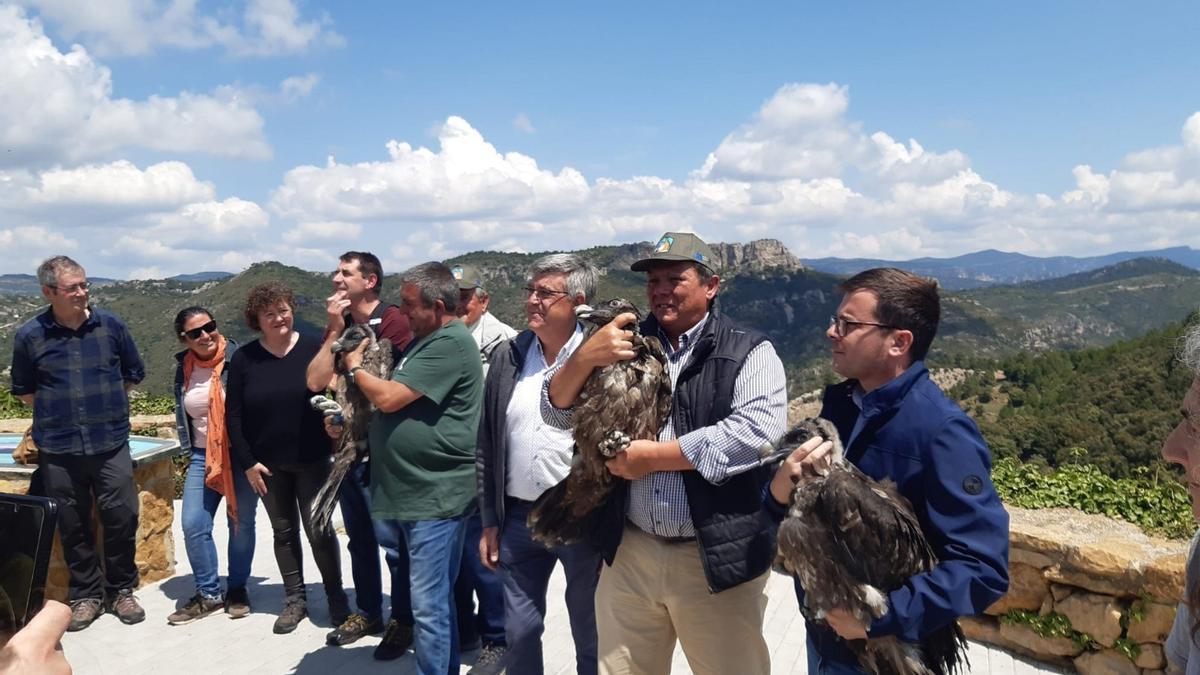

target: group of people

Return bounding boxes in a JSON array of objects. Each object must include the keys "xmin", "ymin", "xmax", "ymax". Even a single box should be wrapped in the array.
[{"xmin": 5, "ymin": 233, "xmax": 1200, "ymax": 675}]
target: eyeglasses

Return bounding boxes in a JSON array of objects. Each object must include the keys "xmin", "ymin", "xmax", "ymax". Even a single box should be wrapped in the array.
[
  {"xmin": 829, "ymin": 315, "xmax": 896, "ymax": 338},
  {"xmin": 524, "ymin": 286, "xmax": 570, "ymax": 304},
  {"xmin": 52, "ymin": 282, "xmax": 90, "ymax": 294},
  {"xmin": 181, "ymin": 320, "xmax": 218, "ymax": 340}
]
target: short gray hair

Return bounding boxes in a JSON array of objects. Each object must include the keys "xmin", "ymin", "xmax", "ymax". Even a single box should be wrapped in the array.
[
  {"xmin": 37, "ymin": 255, "xmax": 84, "ymax": 288},
  {"xmin": 1183, "ymin": 322, "xmax": 1200, "ymax": 375},
  {"xmin": 402, "ymin": 261, "xmax": 459, "ymax": 313},
  {"xmin": 528, "ymin": 253, "xmax": 598, "ymax": 302}
]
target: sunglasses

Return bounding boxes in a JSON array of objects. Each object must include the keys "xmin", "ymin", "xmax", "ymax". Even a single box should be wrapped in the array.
[{"xmin": 181, "ymin": 320, "xmax": 218, "ymax": 340}]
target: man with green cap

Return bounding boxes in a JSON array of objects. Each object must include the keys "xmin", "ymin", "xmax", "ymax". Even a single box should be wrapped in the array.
[
  {"xmin": 452, "ymin": 263, "xmax": 517, "ymax": 376},
  {"xmin": 448, "ymin": 262, "xmax": 514, "ymax": 671},
  {"xmin": 545, "ymin": 232, "xmax": 788, "ymax": 675}
]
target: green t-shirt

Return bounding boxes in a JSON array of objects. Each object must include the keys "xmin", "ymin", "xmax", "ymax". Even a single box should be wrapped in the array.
[{"xmin": 369, "ymin": 319, "xmax": 483, "ymax": 521}]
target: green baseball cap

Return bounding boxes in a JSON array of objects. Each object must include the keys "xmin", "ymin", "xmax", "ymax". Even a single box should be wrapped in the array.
[
  {"xmin": 630, "ymin": 232, "xmax": 717, "ymax": 272},
  {"xmin": 449, "ymin": 263, "xmax": 485, "ymax": 290}
]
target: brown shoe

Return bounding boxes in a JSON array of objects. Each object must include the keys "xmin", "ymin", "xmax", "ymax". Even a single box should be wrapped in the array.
[
  {"xmin": 109, "ymin": 588, "xmax": 146, "ymax": 625},
  {"xmin": 167, "ymin": 593, "xmax": 224, "ymax": 625},
  {"xmin": 225, "ymin": 586, "xmax": 252, "ymax": 619},
  {"xmin": 67, "ymin": 598, "xmax": 104, "ymax": 632}
]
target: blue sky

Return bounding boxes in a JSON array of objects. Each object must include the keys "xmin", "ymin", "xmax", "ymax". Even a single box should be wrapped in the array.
[{"xmin": 2, "ymin": 1, "xmax": 1199, "ymax": 278}]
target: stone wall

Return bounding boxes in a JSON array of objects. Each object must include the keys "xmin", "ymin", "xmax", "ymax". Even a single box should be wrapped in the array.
[
  {"xmin": 963, "ymin": 506, "xmax": 1188, "ymax": 674},
  {"xmin": 2, "ymin": 415, "xmax": 178, "ymax": 600}
]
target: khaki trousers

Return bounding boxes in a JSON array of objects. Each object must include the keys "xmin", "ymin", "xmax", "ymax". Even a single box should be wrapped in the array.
[{"xmin": 595, "ymin": 525, "xmax": 771, "ymax": 675}]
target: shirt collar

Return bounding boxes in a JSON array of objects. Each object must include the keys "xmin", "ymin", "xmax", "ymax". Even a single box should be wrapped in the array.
[
  {"xmin": 532, "ymin": 322, "xmax": 584, "ymax": 369},
  {"xmin": 660, "ymin": 312, "xmax": 710, "ymax": 355}
]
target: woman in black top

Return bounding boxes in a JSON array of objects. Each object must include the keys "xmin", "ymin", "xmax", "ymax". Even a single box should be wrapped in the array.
[{"xmin": 227, "ymin": 282, "xmax": 348, "ymax": 635}]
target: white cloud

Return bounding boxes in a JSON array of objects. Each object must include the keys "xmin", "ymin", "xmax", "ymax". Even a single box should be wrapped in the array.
[
  {"xmin": 0, "ymin": 6, "xmax": 270, "ymax": 167},
  {"xmin": 280, "ymin": 73, "xmax": 320, "ymax": 102},
  {"xmin": 2, "ymin": 160, "xmax": 214, "ymax": 215},
  {"xmin": 15, "ymin": 0, "xmax": 343, "ymax": 57},
  {"xmin": 513, "ymin": 113, "xmax": 536, "ymax": 134}
]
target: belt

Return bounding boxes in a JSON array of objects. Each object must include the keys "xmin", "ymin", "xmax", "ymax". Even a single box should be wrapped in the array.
[
  {"xmin": 505, "ymin": 495, "xmax": 537, "ymax": 508},
  {"xmin": 629, "ymin": 520, "xmax": 695, "ymax": 544}
]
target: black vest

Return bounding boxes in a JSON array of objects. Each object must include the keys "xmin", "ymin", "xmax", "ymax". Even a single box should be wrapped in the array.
[{"xmin": 599, "ymin": 310, "xmax": 775, "ymax": 593}]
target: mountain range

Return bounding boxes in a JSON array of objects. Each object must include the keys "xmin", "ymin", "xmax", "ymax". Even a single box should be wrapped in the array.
[{"xmin": 2, "ymin": 240, "xmax": 1199, "ymax": 395}]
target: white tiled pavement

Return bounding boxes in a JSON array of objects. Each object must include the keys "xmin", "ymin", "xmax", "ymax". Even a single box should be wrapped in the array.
[{"xmin": 59, "ymin": 501, "xmax": 1063, "ymax": 674}]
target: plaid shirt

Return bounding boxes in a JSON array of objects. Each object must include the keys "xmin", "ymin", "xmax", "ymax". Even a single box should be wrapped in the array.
[{"xmin": 10, "ymin": 306, "xmax": 145, "ymax": 455}]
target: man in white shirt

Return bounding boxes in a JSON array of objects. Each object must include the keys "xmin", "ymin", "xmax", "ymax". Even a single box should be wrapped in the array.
[{"xmin": 475, "ymin": 254, "xmax": 602, "ymax": 675}]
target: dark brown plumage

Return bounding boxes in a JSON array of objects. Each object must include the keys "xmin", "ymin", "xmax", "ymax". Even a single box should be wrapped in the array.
[
  {"xmin": 309, "ymin": 323, "xmax": 393, "ymax": 531},
  {"xmin": 527, "ymin": 298, "xmax": 672, "ymax": 547},
  {"xmin": 771, "ymin": 418, "xmax": 967, "ymax": 675}
]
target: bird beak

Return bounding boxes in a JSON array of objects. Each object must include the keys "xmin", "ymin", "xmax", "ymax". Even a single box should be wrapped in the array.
[{"xmin": 574, "ymin": 304, "xmax": 594, "ymax": 319}]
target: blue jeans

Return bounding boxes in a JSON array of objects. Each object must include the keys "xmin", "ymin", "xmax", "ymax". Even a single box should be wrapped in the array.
[
  {"xmin": 339, "ymin": 461, "xmax": 412, "ymax": 623},
  {"xmin": 499, "ymin": 498, "xmax": 599, "ymax": 675},
  {"xmin": 390, "ymin": 514, "xmax": 467, "ymax": 675},
  {"xmin": 454, "ymin": 509, "xmax": 506, "ymax": 646},
  {"xmin": 181, "ymin": 448, "xmax": 258, "ymax": 599}
]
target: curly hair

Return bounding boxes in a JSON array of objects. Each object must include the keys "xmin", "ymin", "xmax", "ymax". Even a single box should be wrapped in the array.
[{"xmin": 243, "ymin": 282, "xmax": 295, "ymax": 331}]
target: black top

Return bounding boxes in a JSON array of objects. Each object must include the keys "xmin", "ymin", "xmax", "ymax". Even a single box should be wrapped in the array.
[{"xmin": 227, "ymin": 333, "xmax": 329, "ymax": 469}]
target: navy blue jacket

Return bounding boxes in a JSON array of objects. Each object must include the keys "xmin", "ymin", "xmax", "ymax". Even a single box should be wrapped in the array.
[{"xmin": 767, "ymin": 361, "xmax": 1009, "ymax": 660}]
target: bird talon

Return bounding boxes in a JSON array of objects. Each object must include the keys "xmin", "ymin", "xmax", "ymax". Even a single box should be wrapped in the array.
[{"xmin": 598, "ymin": 430, "xmax": 631, "ymax": 457}]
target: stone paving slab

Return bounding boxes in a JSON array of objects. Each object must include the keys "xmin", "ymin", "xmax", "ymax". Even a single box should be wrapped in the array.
[{"xmin": 59, "ymin": 501, "xmax": 1063, "ymax": 674}]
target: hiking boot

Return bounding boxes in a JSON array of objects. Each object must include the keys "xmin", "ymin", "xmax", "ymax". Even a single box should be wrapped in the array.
[
  {"xmin": 327, "ymin": 589, "xmax": 351, "ymax": 627},
  {"xmin": 373, "ymin": 619, "xmax": 414, "ymax": 661},
  {"xmin": 326, "ymin": 612, "xmax": 383, "ymax": 646},
  {"xmin": 225, "ymin": 586, "xmax": 251, "ymax": 619},
  {"xmin": 167, "ymin": 593, "xmax": 224, "ymax": 625},
  {"xmin": 109, "ymin": 588, "xmax": 146, "ymax": 625},
  {"xmin": 468, "ymin": 642, "xmax": 508, "ymax": 675},
  {"xmin": 67, "ymin": 598, "xmax": 103, "ymax": 632},
  {"xmin": 273, "ymin": 597, "xmax": 308, "ymax": 634}
]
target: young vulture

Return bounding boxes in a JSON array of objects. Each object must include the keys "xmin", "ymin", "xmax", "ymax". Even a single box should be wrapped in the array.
[
  {"xmin": 528, "ymin": 299, "xmax": 672, "ymax": 547},
  {"xmin": 771, "ymin": 418, "xmax": 968, "ymax": 675},
  {"xmin": 309, "ymin": 323, "xmax": 393, "ymax": 532}
]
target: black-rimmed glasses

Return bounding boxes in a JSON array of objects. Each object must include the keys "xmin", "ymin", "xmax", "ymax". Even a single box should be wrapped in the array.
[
  {"xmin": 829, "ymin": 315, "xmax": 896, "ymax": 337},
  {"xmin": 524, "ymin": 286, "xmax": 570, "ymax": 304},
  {"xmin": 182, "ymin": 320, "xmax": 218, "ymax": 340},
  {"xmin": 52, "ymin": 282, "xmax": 90, "ymax": 294}
]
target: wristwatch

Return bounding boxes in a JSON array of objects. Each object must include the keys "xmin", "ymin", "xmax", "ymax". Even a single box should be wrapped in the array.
[{"xmin": 348, "ymin": 366, "xmax": 364, "ymax": 381}]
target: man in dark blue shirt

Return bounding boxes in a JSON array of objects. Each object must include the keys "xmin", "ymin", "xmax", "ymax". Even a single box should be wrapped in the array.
[
  {"xmin": 10, "ymin": 256, "xmax": 147, "ymax": 632},
  {"xmin": 766, "ymin": 267, "xmax": 1009, "ymax": 674}
]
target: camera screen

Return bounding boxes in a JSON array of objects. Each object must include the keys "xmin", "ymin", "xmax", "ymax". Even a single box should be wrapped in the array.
[{"xmin": 0, "ymin": 498, "xmax": 49, "ymax": 636}]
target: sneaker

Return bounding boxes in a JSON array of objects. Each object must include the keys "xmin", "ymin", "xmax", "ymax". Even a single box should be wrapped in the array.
[
  {"xmin": 326, "ymin": 613, "xmax": 383, "ymax": 646},
  {"xmin": 373, "ymin": 619, "xmax": 414, "ymax": 661},
  {"xmin": 67, "ymin": 598, "xmax": 104, "ymax": 632},
  {"xmin": 468, "ymin": 642, "xmax": 508, "ymax": 675},
  {"xmin": 167, "ymin": 593, "xmax": 224, "ymax": 625},
  {"xmin": 225, "ymin": 587, "xmax": 252, "ymax": 619},
  {"xmin": 327, "ymin": 590, "xmax": 351, "ymax": 627},
  {"xmin": 109, "ymin": 588, "xmax": 146, "ymax": 625},
  {"xmin": 273, "ymin": 598, "xmax": 308, "ymax": 634}
]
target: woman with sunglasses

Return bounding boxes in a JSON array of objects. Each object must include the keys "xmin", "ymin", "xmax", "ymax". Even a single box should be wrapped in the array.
[
  {"xmin": 226, "ymin": 282, "xmax": 349, "ymax": 635},
  {"xmin": 167, "ymin": 306, "xmax": 258, "ymax": 625}
]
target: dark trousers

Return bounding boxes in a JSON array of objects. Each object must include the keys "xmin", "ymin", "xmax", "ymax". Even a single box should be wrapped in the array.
[
  {"xmin": 454, "ymin": 509, "xmax": 506, "ymax": 646},
  {"xmin": 259, "ymin": 461, "xmax": 343, "ymax": 600},
  {"xmin": 499, "ymin": 498, "xmax": 600, "ymax": 675},
  {"xmin": 39, "ymin": 444, "xmax": 140, "ymax": 602},
  {"xmin": 338, "ymin": 460, "xmax": 413, "ymax": 623}
]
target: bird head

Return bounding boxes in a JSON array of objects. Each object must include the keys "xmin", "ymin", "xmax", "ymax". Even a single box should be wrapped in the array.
[
  {"xmin": 575, "ymin": 298, "xmax": 643, "ymax": 329},
  {"xmin": 330, "ymin": 324, "xmax": 376, "ymax": 355},
  {"xmin": 763, "ymin": 417, "xmax": 846, "ymax": 482}
]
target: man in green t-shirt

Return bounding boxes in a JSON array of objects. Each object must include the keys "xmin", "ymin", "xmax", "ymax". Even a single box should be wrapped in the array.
[{"xmin": 339, "ymin": 261, "xmax": 483, "ymax": 675}]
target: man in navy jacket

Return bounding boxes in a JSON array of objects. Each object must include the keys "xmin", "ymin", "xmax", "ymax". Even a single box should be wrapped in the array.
[{"xmin": 766, "ymin": 267, "xmax": 1009, "ymax": 673}]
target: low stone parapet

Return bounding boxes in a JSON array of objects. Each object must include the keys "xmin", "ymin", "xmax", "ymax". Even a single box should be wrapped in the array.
[{"xmin": 965, "ymin": 506, "xmax": 1189, "ymax": 673}]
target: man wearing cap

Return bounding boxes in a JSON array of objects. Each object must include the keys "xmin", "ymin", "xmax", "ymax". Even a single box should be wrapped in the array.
[
  {"xmin": 452, "ymin": 263, "xmax": 517, "ymax": 377},
  {"xmin": 545, "ymin": 233, "xmax": 787, "ymax": 675},
  {"xmin": 448, "ymin": 262, "xmax": 515, "ymax": 670}
]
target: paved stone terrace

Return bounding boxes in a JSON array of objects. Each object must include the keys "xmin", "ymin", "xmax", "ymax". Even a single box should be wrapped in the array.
[{"xmin": 60, "ymin": 501, "xmax": 1064, "ymax": 674}]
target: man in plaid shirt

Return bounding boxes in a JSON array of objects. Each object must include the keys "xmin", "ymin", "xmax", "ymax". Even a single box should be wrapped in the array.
[{"xmin": 10, "ymin": 256, "xmax": 146, "ymax": 632}]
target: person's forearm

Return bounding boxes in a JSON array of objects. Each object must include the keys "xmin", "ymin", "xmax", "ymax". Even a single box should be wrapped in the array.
[
  {"xmin": 17, "ymin": 394, "xmax": 33, "ymax": 407},
  {"xmin": 306, "ymin": 336, "xmax": 338, "ymax": 391},
  {"xmin": 638, "ymin": 440, "xmax": 693, "ymax": 472},
  {"xmin": 352, "ymin": 369, "xmax": 420, "ymax": 413},
  {"xmin": 547, "ymin": 354, "xmax": 593, "ymax": 409}
]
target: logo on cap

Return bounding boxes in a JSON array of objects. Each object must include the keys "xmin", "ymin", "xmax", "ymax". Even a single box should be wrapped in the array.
[
  {"xmin": 451, "ymin": 266, "xmax": 464, "ymax": 280},
  {"xmin": 694, "ymin": 252, "xmax": 708, "ymax": 263},
  {"xmin": 654, "ymin": 236, "xmax": 674, "ymax": 253}
]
